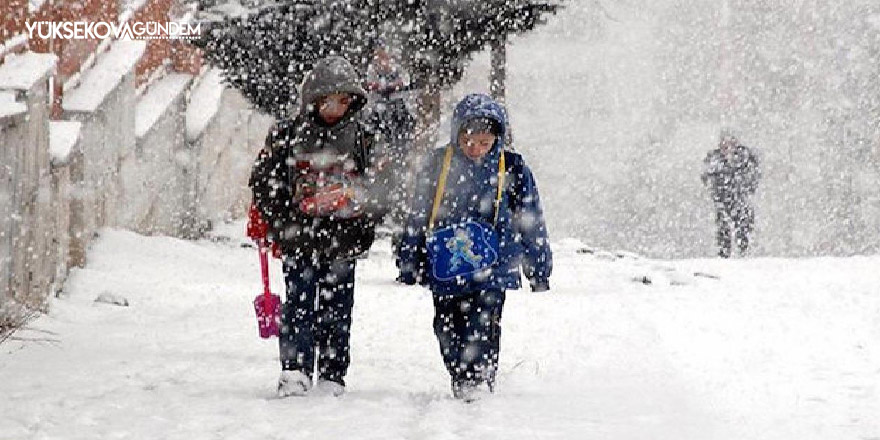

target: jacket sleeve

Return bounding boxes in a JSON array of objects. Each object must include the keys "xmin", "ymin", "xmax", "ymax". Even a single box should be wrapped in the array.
[
  {"xmin": 395, "ymin": 153, "xmax": 438, "ymax": 285},
  {"xmin": 511, "ymin": 160, "xmax": 553, "ymax": 292},
  {"xmin": 701, "ymin": 152, "xmax": 715, "ymax": 186},
  {"xmin": 744, "ymin": 148, "xmax": 761, "ymax": 194},
  {"xmin": 248, "ymin": 125, "xmax": 295, "ymax": 244}
]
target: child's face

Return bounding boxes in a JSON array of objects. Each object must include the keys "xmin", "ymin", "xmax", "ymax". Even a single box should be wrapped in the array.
[
  {"xmin": 316, "ymin": 93, "xmax": 353, "ymax": 125},
  {"xmin": 459, "ymin": 132, "xmax": 496, "ymax": 161}
]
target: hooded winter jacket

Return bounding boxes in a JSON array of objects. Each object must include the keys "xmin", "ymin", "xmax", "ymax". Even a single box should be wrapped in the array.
[
  {"xmin": 397, "ymin": 94, "xmax": 552, "ymax": 295},
  {"xmin": 701, "ymin": 144, "xmax": 760, "ymax": 204},
  {"xmin": 249, "ymin": 56, "xmax": 387, "ymax": 260}
]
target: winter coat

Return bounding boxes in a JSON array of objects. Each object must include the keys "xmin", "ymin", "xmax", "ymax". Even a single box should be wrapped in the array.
[
  {"xmin": 701, "ymin": 144, "xmax": 760, "ymax": 204},
  {"xmin": 396, "ymin": 94, "xmax": 552, "ymax": 295},
  {"xmin": 249, "ymin": 56, "xmax": 388, "ymax": 261}
]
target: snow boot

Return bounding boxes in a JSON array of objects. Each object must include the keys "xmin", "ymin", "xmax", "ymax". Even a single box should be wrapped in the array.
[
  {"xmin": 277, "ymin": 370, "xmax": 311, "ymax": 398},
  {"xmin": 452, "ymin": 381, "xmax": 489, "ymax": 403},
  {"xmin": 314, "ymin": 379, "xmax": 345, "ymax": 397}
]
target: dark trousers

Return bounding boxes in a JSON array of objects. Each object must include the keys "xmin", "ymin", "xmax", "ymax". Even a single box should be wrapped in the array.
[
  {"xmin": 715, "ymin": 200, "xmax": 754, "ymax": 257},
  {"xmin": 432, "ymin": 290, "xmax": 506, "ymax": 390},
  {"xmin": 279, "ymin": 257, "xmax": 356, "ymax": 385}
]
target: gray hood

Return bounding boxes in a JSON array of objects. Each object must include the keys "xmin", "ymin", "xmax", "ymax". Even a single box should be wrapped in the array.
[{"xmin": 299, "ymin": 56, "xmax": 368, "ymax": 118}]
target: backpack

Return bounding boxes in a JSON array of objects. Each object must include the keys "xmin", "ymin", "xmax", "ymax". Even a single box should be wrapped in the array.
[{"xmin": 425, "ymin": 146, "xmax": 506, "ymax": 284}]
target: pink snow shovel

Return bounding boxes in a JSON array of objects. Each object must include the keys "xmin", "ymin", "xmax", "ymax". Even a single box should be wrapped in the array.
[{"xmin": 253, "ymin": 240, "xmax": 281, "ymax": 338}]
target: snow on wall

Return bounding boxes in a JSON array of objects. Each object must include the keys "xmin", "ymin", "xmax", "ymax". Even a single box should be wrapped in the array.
[
  {"xmin": 135, "ymin": 73, "xmax": 193, "ymax": 139},
  {"xmin": 0, "ymin": 91, "xmax": 25, "ymax": 120},
  {"xmin": 192, "ymin": 85, "xmax": 273, "ymax": 225},
  {"xmin": 63, "ymin": 41, "xmax": 146, "ymax": 113},
  {"xmin": 121, "ymin": 72, "xmax": 194, "ymax": 237},
  {"xmin": 49, "ymin": 121, "xmax": 81, "ymax": 166},
  {"xmin": 28, "ymin": 0, "xmax": 47, "ymax": 13},
  {"xmin": 0, "ymin": 63, "xmax": 57, "ymax": 309},
  {"xmin": 64, "ymin": 52, "xmax": 139, "ymax": 251},
  {"xmin": 185, "ymin": 68, "xmax": 225, "ymax": 142},
  {"xmin": 0, "ymin": 52, "xmax": 57, "ymax": 91},
  {"xmin": 2, "ymin": 42, "xmax": 270, "ymax": 319}
]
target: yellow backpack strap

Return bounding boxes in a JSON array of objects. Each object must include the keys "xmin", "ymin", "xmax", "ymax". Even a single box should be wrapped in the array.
[
  {"xmin": 428, "ymin": 145, "xmax": 454, "ymax": 231},
  {"xmin": 494, "ymin": 152, "xmax": 505, "ymax": 225},
  {"xmin": 429, "ymin": 146, "xmax": 506, "ymax": 230}
]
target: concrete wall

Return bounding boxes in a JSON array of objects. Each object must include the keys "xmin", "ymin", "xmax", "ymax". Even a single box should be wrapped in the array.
[
  {"xmin": 1, "ymin": 48, "xmax": 272, "ymax": 325},
  {"xmin": 1, "ymin": 110, "xmax": 29, "ymax": 312},
  {"xmin": 64, "ymin": 70, "xmax": 138, "ymax": 265},
  {"xmin": 192, "ymin": 89, "xmax": 272, "ymax": 228},
  {"xmin": 125, "ymin": 74, "xmax": 196, "ymax": 237},
  {"xmin": 0, "ymin": 63, "xmax": 57, "ymax": 317}
]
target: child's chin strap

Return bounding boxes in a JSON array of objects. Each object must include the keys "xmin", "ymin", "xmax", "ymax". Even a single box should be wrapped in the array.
[{"xmin": 428, "ymin": 144, "xmax": 505, "ymax": 231}]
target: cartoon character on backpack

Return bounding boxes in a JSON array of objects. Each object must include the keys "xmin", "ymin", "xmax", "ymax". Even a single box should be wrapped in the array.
[{"xmin": 446, "ymin": 227, "xmax": 483, "ymax": 272}]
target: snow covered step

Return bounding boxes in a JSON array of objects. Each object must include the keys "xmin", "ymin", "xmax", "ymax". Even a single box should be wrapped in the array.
[
  {"xmin": 0, "ymin": 90, "xmax": 26, "ymax": 120},
  {"xmin": 185, "ymin": 68, "xmax": 225, "ymax": 142},
  {"xmin": 49, "ymin": 121, "xmax": 82, "ymax": 166},
  {"xmin": 135, "ymin": 73, "xmax": 193, "ymax": 139},
  {"xmin": 63, "ymin": 41, "xmax": 146, "ymax": 113},
  {"xmin": 0, "ymin": 52, "xmax": 57, "ymax": 92}
]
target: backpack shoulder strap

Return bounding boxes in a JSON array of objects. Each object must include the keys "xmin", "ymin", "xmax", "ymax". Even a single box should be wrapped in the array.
[
  {"xmin": 428, "ymin": 145, "xmax": 454, "ymax": 231},
  {"xmin": 493, "ymin": 152, "xmax": 505, "ymax": 225},
  {"xmin": 429, "ymin": 148, "xmax": 508, "ymax": 230},
  {"xmin": 353, "ymin": 123, "xmax": 374, "ymax": 173}
]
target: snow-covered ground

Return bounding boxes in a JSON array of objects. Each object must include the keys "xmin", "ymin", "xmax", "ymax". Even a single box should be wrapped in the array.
[{"xmin": 1, "ymin": 223, "xmax": 878, "ymax": 439}]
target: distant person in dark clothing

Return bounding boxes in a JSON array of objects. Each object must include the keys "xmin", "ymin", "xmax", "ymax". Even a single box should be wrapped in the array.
[
  {"xmin": 701, "ymin": 128, "xmax": 761, "ymax": 258},
  {"xmin": 364, "ymin": 44, "xmax": 416, "ymax": 250},
  {"xmin": 365, "ymin": 45, "xmax": 414, "ymax": 152}
]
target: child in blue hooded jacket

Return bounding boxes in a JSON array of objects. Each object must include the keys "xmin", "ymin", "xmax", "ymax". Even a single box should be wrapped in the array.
[{"xmin": 397, "ymin": 93, "xmax": 552, "ymax": 401}]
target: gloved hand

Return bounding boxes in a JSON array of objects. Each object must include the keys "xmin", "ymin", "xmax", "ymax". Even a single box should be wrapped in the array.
[
  {"xmin": 270, "ymin": 241, "xmax": 282, "ymax": 259},
  {"xmin": 246, "ymin": 203, "xmax": 269, "ymax": 241},
  {"xmin": 298, "ymin": 187, "xmax": 353, "ymax": 216}
]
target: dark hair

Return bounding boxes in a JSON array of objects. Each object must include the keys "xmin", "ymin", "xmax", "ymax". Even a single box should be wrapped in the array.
[{"xmin": 459, "ymin": 117, "xmax": 501, "ymax": 137}]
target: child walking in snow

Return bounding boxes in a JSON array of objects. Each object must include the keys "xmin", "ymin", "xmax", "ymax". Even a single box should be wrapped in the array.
[
  {"xmin": 397, "ymin": 93, "xmax": 552, "ymax": 402},
  {"xmin": 249, "ymin": 56, "xmax": 388, "ymax": 398}
]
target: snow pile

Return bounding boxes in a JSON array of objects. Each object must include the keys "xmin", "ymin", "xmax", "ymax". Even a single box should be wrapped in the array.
[
  {"xmin": 29, "ymin": 0, "xmax": 48, "ymax": 12},
  {"xmin": 0, "ymin": 34, "xmax": 29, "ymax": 57},
  {"xmin": 49, "ymin": 121, "xmax": 82, "ymax": 165},
  {"xmin": 185, "ymin": 68, "xmax": 226, "ymax": 141},
  {"xmin": 0, "ymin": 90, "xmax": 26, "ymax": 119},
  {"xmin": 0, "ymin": 52, "xmax": 57, "ymax": 91},
  {"xmin": 135, "ymin": 73, "xmax": 193, "ymax": 138},
  {"xmin": 122, "ymin": 0, "xmax": 149, "ymax": 13},
  {"xmin": 0, "ymin": 225, "xmax": 877, "ymax": 439},
  {"xmin": 63, "ymin": 41, "xmax": 146, "ymax": 113}
]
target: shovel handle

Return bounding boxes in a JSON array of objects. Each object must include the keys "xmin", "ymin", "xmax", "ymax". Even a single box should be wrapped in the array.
[{"xmin": 259, "ymin": 239, "xmax": 271, "ymax": 297}]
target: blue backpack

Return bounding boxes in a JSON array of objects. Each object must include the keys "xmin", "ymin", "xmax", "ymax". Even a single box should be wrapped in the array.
[{"xmin": 426, "ymin": 146, "xmax": 505, "ymax": 284}]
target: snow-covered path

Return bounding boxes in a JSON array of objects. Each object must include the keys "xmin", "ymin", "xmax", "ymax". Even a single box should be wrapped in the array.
[{"xmin": 2, "ymin": 224, "xmax": 879, "ymax": 440}]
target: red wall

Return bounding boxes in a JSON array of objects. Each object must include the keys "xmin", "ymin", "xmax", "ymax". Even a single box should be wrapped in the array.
[{"xmin": 2, "ymin": 0, "xmax": 203, "ymax": 117}]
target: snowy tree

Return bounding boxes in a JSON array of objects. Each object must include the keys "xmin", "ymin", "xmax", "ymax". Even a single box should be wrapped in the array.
[
  {"xmin": 193, "ymin": 0, "xmax": 562, "ymax": 148},
  {"xmin": 193, "ymin": 1, "xmax": 378, "ymax": 119}
]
